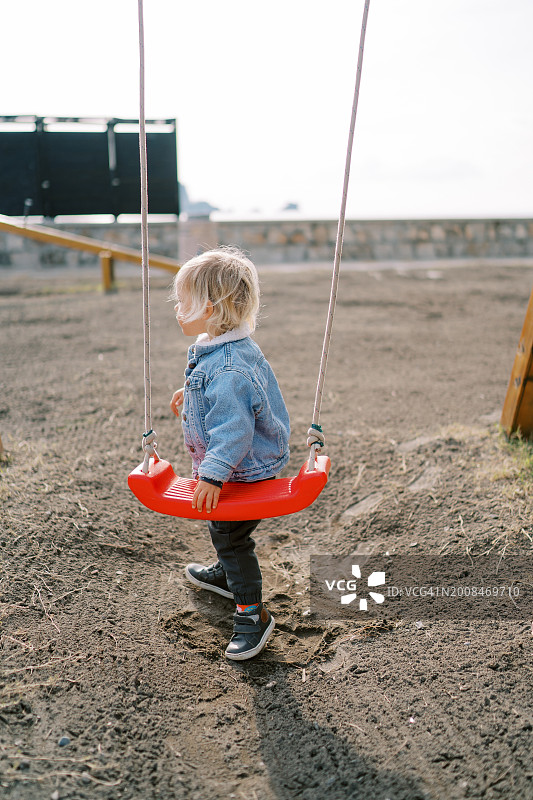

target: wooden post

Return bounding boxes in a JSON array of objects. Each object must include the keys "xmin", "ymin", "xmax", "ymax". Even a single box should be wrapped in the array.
[
  {"xmin": 100, "ymin": 250, "xmax": 115, "ymax": 292},
  {"xmin": 0, "ymin": 434, "xmax": 4, "ymax": 455},
  {"xmin": 501, "ymin": 287, "xmax": 533, "ymax": 438}
]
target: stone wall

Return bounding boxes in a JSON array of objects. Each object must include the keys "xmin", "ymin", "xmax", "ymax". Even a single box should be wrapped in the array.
[
  {"xmin": 212, "ymin": 218, "xmax": 533, "ymax": 264},
  {"xmin": 0, "ymin": 218, "xmax": 532, "ymax": 270}
]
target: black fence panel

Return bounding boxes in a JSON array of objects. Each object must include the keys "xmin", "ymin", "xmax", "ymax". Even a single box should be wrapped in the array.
[
  {"xmin": 0, "ymin": 132, "xmax": 41, "ymax": 216},
  {"xmin": 0, "ymin": 123, "xmax": 179, "ymax": 217},
  {"xmin": 115, "ymin": 132, "xmax": 179, "ymax": 215},
  {"xmin": 40, "ymin": 132, "xmax": 112, "ymax": 217}
]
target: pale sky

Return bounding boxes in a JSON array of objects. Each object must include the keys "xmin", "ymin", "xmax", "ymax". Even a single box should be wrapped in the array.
[{"xmin": 2, "ymin": 0, "xmax": 532, "ymax": 219}]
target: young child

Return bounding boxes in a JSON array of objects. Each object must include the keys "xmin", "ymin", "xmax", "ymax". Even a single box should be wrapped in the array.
[{"xmin": 169, "ymin": 247, "xmax": 290, "ymax": 661}]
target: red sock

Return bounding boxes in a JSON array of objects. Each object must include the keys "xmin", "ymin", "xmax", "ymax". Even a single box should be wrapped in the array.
[{"xmin": 237, "ymin": 603, "xmax": 259, "ymax": 613}]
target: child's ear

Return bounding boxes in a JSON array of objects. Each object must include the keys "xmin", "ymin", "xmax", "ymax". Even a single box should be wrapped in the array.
[{"xmin": 203, "ymin": 300, "xmax": 214, "ymax": 319}]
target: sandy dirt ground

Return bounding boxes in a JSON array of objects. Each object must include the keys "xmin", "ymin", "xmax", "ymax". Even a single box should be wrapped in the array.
[{"xmin": 0, "ymin": 261, "xmax": 532, "ymax": 800}]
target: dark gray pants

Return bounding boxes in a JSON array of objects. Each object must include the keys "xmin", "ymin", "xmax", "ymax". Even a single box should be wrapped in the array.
[{"xmin": 207, "ymin": 519, "xmax": 262, "ymax": 605}]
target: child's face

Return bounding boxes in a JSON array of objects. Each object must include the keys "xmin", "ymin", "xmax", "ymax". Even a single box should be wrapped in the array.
[{"xmin": 174, "ymin": 289, "xmax": 213, "ymax": 337}]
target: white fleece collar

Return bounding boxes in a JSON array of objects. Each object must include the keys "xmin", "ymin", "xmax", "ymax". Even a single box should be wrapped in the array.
[{"xmin": 196, "ymin": 322, "xmax": 251, "ymax": 347}]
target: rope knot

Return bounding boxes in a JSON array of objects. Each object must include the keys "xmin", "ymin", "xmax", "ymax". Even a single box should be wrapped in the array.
[
  {"xmin": 142, "ymin": 429, "xmax": 157, "ymax": 452},
  {"xmin": 307, "ymin": 424, "xmax": 325, "ymax": 448},
  {"xmin": 141, "ymin": 429, "xmax": 159, "ymax": 473}
]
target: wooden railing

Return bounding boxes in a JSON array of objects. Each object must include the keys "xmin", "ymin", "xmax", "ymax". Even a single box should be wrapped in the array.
[{"xmin": 0, "ymin": 215, "xmax": 180, "ymax": 291}]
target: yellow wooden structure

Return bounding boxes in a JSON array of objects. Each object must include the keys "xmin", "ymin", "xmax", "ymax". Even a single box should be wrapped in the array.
[
  {"xmin": 0, "ymin": 215, "xmax": 180, "ymax": 291},
  {"xmin": 501, "ymin": 286, "xmax": 533, "ymax": 439}
]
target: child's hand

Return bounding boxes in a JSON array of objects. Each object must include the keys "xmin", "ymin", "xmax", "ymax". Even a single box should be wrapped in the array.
[
  {"xmin": 170, "ymin": 388, "xmax": 185, "ymax": 418},
  {"xmin": 192, "ymin": 480, "xmax": 221, "ymax": 513}
]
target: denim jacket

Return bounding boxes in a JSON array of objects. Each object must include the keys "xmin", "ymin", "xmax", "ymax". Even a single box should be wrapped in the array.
[{"xmin": 181, "ymin": 325, "xmax": 290, "ymax": 484}]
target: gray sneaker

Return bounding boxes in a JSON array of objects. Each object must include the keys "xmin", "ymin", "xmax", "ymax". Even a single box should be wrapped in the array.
[
  {"xmin": 185, "ymin": 562, "xmax": 233, "ymax": 599},
  {"xmin": 225, "ymin": 603, "xmax": 275, "ymax": 661}
]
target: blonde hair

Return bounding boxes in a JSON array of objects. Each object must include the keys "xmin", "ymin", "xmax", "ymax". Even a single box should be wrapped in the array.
[{"xmin": 171, "ymin": 247, "xmax": 260, "ymax": 337}]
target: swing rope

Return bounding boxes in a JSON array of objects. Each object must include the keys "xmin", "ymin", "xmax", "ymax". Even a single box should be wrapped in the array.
[
  {"xmin": 136, "ymin": 0, "xmax": 370, "ymax": 476},
  {"xmin": 307, "ymin": 0, "xmax": 371, "ymax": 470},
  {"xmin": 138, "ymin": 0, "xmax": 158, "ymax": 473}
]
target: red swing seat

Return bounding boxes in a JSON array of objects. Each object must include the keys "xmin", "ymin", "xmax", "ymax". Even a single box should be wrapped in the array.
[{"xmin": 128, "ymin": 455, "xmax": 330, "ymax": 521}]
